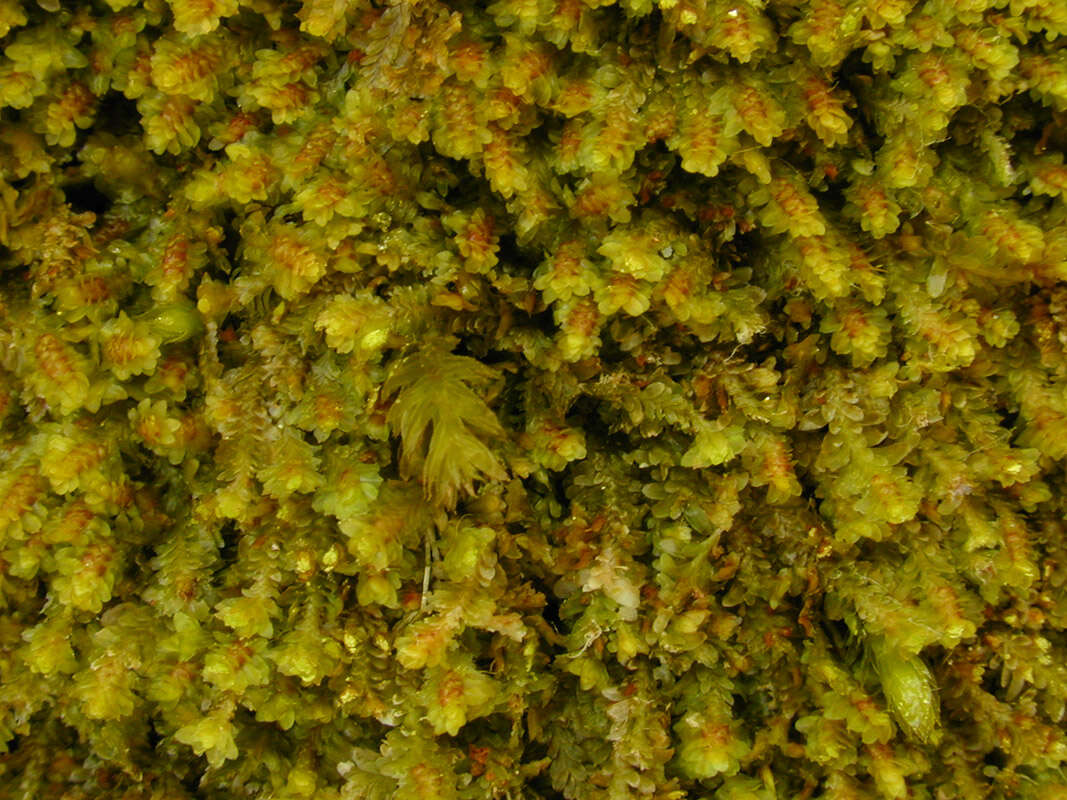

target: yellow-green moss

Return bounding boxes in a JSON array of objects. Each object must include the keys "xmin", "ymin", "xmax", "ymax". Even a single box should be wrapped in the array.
[{"xmin": 2, "ymin": 0, "xmax": 1067, "ymax": 798}]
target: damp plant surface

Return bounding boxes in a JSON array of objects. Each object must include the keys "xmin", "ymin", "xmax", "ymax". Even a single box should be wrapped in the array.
[{"xmin": 2, "ymin": 0, "xmax": 1067, "ymax": 798}]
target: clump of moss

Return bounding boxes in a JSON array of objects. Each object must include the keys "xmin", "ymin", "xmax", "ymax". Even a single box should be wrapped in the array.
[{"xmin": 2, "ymin": 0, "xmax": 1067, "ymax": 798}]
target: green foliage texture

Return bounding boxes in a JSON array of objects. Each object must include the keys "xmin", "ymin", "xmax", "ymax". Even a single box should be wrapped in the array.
[{"xmin": 2, "ymin": 0, "xmax": 1067, "ymax": 798}]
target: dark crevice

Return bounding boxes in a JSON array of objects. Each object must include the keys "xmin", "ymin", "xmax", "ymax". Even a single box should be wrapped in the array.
[
  {"xmin": 529, "ymin": 574, "xmax": 563, "ymax": 634},
  {"xmin": 528, "ymin": 774, "xmax": 569, "ymax": 800},
  {"xmin": 797, "ymin": 469, "xmax": 821, "ymax": 504},
  {"xmin": 146, "ymin": 719, "xmax": 163, "ymax": 750},
  {"xmin": 64, "ymin": 181, "xmax": 113, "ymax": 216},
  {"xmin": 566, "ymin": 395, "xmax": 627, "ymax": 454},
  {"xmin": 998, "ymin": 409, "xmax": 1019, "ymax": 430},
  {"xmin": 983, "ymin": 747, "xmax": 1008, "ymax": 770},
  {"xmin": 218, "ymin": 520, "xmax": 240, "ymax": 571},
  {"xmin": 95, "ymin": 92, "xmax": 141, "ymax": 137},
  {"xmin": 497, "ymin": 231, "xmax": 539, "ymax": 276},
  {"xmin": 214, "ymin": 210, "xmax": 242, "ymax": 275},
  {"xmin": 822, "ymin": 616, "xmax": 853, "ymax": 658}
]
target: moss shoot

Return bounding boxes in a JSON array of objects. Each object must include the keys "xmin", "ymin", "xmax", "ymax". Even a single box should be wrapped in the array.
[{"xmin": 2, "ymin": 0, "xmax": 1067, "ymax": 798}]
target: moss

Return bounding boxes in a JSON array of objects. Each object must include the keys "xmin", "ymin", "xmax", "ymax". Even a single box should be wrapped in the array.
[{"xmin": 2, "ymin": 0, "xmax": 1067, "ymax": 798}]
